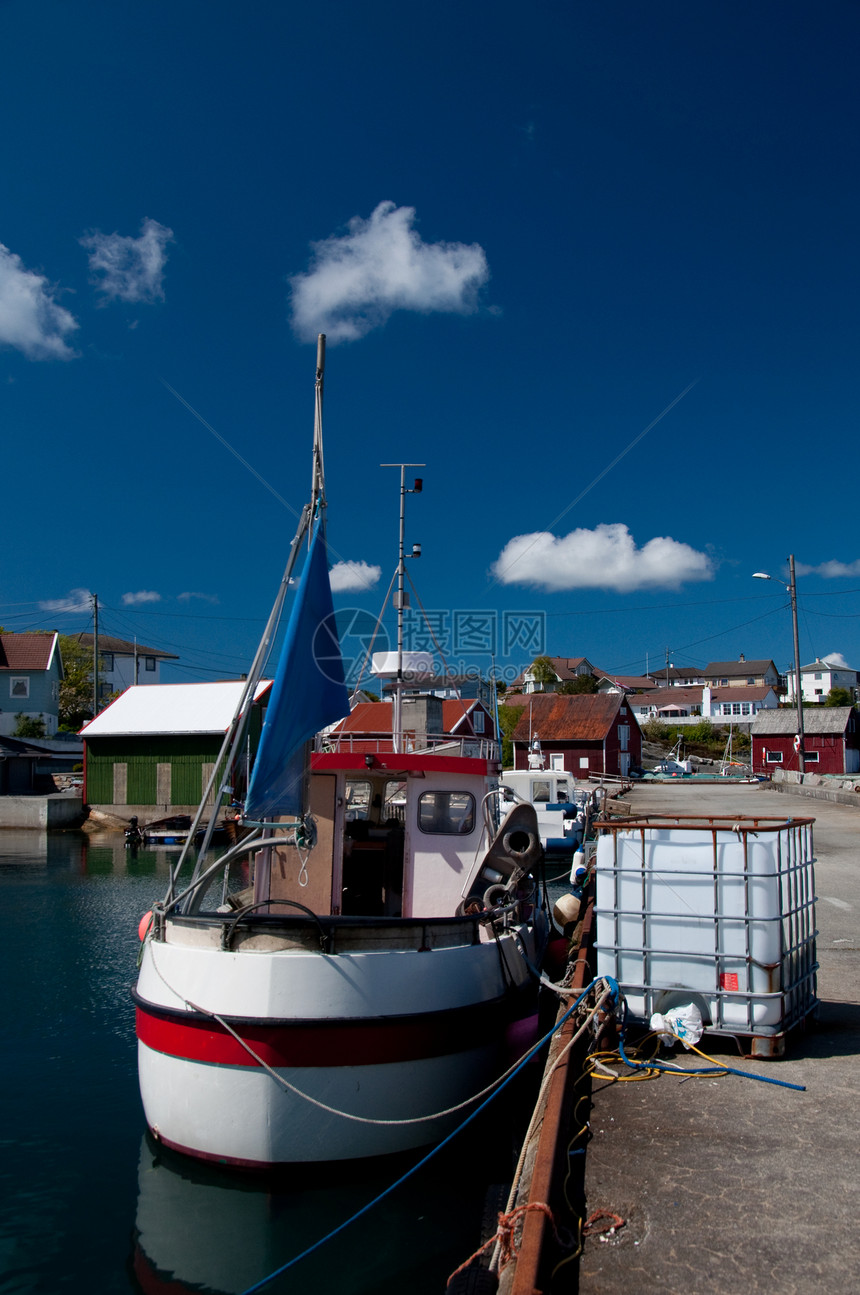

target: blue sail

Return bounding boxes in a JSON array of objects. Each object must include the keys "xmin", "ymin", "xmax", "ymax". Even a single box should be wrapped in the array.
[{"xmin": 244, "ymin": 522, "xmax": 350, "ymax": 819}]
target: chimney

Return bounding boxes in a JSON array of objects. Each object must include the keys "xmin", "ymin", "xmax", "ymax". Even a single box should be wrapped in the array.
[{"xmin": 738, "ymin": 653, "xmax": 745, "ymax": 663}]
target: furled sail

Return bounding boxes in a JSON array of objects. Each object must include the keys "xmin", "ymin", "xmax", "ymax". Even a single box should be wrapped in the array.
[{"xmin": 244, "ymin": 521, "xmax": 349, "ymax": 818}]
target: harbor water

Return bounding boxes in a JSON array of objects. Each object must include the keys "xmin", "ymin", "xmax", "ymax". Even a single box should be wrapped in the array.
[{"xmin": 0, "ymin": 831, "xmax": 551, "ymax": 1294}]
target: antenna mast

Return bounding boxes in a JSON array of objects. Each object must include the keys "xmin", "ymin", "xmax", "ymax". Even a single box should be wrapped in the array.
[{"xmin": 381, "ymin": 463, "xmax": 424, "ymax": 751}]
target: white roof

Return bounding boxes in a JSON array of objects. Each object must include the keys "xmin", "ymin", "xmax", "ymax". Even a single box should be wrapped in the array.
[{"xmin": 80, "ymin": 680, "xmax": 272, "ymax": 737}]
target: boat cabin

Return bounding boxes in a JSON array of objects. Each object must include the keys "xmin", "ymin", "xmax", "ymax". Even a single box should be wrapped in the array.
[{"xmin": 253, "ymin": 751, "xmax": 499, "ymax": 921}]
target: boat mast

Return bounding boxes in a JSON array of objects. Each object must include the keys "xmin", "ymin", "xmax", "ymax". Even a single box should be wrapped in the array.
[
  {"xmin": 382, "ymin": 463, "xmax": 424, "ymax": 752},
  {"xmin": 310, "ymin": 333, "xmax": 326, "ymax": 523}
]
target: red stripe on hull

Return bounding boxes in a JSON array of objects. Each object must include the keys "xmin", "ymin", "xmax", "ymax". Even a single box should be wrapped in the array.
[{"xmin": 135, "ymin": 997, "xmax": 512, "ymax": 1068}]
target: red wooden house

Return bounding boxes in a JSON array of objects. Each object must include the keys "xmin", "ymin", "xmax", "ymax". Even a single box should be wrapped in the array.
[
  {"xmin": 509, "ymin": 693, "xmax": 641, "ymax": 778},
  {"xmin": 327, "ymin": 696, "xmax": 496, "ymax": 754},
  {"xmin": 751, "ymin": 706, "xmax": 860, "ymax": 777}
]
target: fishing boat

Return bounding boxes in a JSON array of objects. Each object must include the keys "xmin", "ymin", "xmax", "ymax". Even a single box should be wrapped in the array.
[{"xmin": 133, "ymin": 337, "xmax": 550, "ymax": 1167}]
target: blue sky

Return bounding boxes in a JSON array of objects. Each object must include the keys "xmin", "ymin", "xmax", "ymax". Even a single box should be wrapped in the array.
[{"xmin": 2, "ymin": 0, "xmax": 859, "ymax": 691}]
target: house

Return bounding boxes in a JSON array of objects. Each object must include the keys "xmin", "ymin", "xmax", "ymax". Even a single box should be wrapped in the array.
[
  {"xmin": 68, "ymin": 633, "xmax": 179, "ymax": 700},
  {"xmin": 751, "ymin": 707, "xmax": 860, "ymax": 777},
  {"xmin": 0, "ymin": 632, "xmax": 63, "ymax": 737},
  {"xmin": 381, "ymin": 673, "xmax": 496, "ymax": 711},
  {"xmin": 509, "ymin": 693, "xmax": 641, "ymax": 779},
  {"xmin": 328, "ymin": 696, "xmax": 496, "ymax": 753},
  {"xmin": 703, "ymin": 656, "xmax": 781, "ymax": 690},
  {"xmin": 80, "ymin": 680, "xmax": 272, "ymax": 817},
  {"xmin": 510, "ymin": 657, "xmax": 597, "ymax": 695},
  {"xmin": 629, "ymin": 685, "xmax": 779, "ymax": 728},
  {"xmin": 785, "ymin": 658, "xmax": 860, "ymax": 706},
  {"xmin": 595, "ymin": 672, "xmax": 659, "ymax": 694}
]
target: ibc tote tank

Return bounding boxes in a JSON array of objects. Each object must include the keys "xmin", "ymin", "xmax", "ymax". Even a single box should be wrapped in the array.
[{"xmin": 594, "ymin": 814, "xmax": 818, "ymax": 1057}]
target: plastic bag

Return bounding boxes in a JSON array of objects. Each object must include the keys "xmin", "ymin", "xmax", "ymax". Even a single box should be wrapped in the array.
[{"xmin": 650, "ymin": 1003, "xmax": 704, "ymax": 1049}]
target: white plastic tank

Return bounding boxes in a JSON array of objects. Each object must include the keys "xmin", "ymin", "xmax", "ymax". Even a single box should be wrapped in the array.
[{"xmin": 594, "ymin": 815, "xmax": 817, "ymax": 1041}]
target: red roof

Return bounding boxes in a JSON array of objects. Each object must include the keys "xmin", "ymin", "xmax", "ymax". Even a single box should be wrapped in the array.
[
  {"xmin": 332, "ymin": 698, "xmax": 482, "ymax": 736},
  {"xmin": 510, "ymin": 693, "xmax": 627, "ymax": 742},
  {"xmin": 0, "ymin": 632, "xmax": 59, "ymax": 672}
]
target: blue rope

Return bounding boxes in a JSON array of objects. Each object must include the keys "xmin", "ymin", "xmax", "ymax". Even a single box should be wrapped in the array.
[
  {"xmin": 617, "ymin": 1028, "xmax": 806, "ymax": 1091},
  {"xmin": 239, "ymin": 977, "xmax": 606, "ymax": 1294}
]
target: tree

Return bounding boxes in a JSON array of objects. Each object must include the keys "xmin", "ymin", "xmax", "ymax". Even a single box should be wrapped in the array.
[
  {"xmin": 528, "ymin": 656, "xmax": 558, "ymax": 688},
  {"xmin": 558, "ymin": 674, "xmax": 598, "ymax": 695},
  {"xmin": 58, "ymin": 634, "xmax": 94, "ymax": 730},
  {"xmin": 497, "ymin": 704, "xmax": 525, "ymax": 769},
  {"xmin": 14, "ymin": 714, "xmax": 46, "ymax": 738},
  {"xmin": 825, "ymin": 687, "xmax": 854, "ymax": 707}
]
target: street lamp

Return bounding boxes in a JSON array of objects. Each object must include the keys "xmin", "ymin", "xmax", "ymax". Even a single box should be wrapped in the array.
[{"xmin": 753, "ymin": 555, "xmax": 805, "ymax": 774}]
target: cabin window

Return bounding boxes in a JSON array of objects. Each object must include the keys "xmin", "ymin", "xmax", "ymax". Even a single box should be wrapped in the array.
[
  {"xmin": 345, "ymin": 780, "xmax": 373, "ymax": 820},
  {"xmin": 765, "ymin": 750, "xmax": 783, "ymax": 764},
  {"xmin": 382, "ymin": 779, "xmax": 407, "ymax": 824},
  {"xmin": 417, "ymin": 790, "xmax": 475, "ymax": 834},
  {"xmin": 804, "ymin": 750, "xmax": 820, "ymax": 764},
  {"xmin": 531, "ymin": 779, "xmax": 551, "ymax": 802},
  {"xmin": 10, "ymin": 677, "xmax": 29, "ymax": 698}
]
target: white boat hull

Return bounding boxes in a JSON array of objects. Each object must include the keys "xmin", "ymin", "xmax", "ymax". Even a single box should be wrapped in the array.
[{"xmin": 135, "ymin": 921, "xmax": 541, "ymax": 1165}]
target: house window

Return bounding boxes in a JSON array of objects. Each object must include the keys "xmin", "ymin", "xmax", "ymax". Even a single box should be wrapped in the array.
[
  {"xmin": 765, "ymin": 750, "xmax": 783, "ymax": 764},
  {"xmin": 722, "ymin": 704, "xmax": 733, "ymax": 716},
  {"xmin": 732, "ymin": 703, "xmax": 741, "ymax": 715},
  {"xmin": 418, "ymin": 791, "xmax": 475, "ymax": 834},
  {"xmin": 101, "ymin": 653, "xmax": 114, "ymax": 672},
  {"xmin": 804, "ymin": 750, "xmax": 820, "ymax": 764},
  {"xmin": 579, "ymin": 757, "xmax": 589, "ymax": 768},
  {"xmin": 741, "ymin": 703, "xmax": 751, "ymax": 715},
  {"xmin": 472, "ymin": 710, "xmax": 485, "ymax": 733},
  {"xmin": 145, "ymin": 657, "xmax": 156, "ymax": 671},
  {"xmin": 721, "ymin": 678, "xmax": 728, "ymax": 686},
  {"xmin": 746, "ymin": 677, "xmax": 755, "ymax": 685},
  {"xmin": 10, "ymin": 677, "xmax": 29, "ymax": 699},
  {"xmin": 620, "ymin": 706, "xmax": 627, "ymax": 715},
  {"xmin": 550, "ymin": 754, "xmax": 564, "ymax": 771},
  {"xmin": 814, "ymin": 672, "xmax": 822, "ymax": 680}
]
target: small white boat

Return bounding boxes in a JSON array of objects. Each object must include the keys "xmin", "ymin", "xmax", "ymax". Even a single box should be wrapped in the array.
[
  {"xmin": 498, "ymin": 767, "xmax": 591, "ymax": 853},
  {"xmin": 133, "ymin": 338, "xmax": 549, "ymax": 1166}
]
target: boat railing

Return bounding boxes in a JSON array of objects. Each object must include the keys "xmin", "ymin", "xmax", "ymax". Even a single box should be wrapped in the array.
[{"xmin": 316, "ymin": 732, "xmax": 500, "ymax": 760}]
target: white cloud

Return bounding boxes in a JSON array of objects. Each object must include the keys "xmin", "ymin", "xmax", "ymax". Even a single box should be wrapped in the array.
[
  {"xmin": 81, "ymin": 217, "xmax": 174, "ymax": 303},
  {"xmin": 491, "ymin": 523, "xmax": 713, "ymax": 593},
  {"xmin": 122, "ymin": 590, "xmax": 161, "ymax": 605},
  {"xmin": 290, "ymin": 202, "xmax": 489, "ymax": 342},
  {"xmin": 795, "ymin": 559, "xmax": 860, "ymax": 579},
  {"xmin": 821, "ymin": 652, "xmax": 851, "ymax": 669},
  {"xmin": 0, "ymin": 243, "xmax": 78, "ymax": 360},
  {"xmin": 178, "ymin": 591, "xmax": 220, "ymax": 604},
  {"xmin": 39, "ymin": 587, "xmax": 91, "ymax": 613},
  {"xmin": 329, "ymin": 560, "xmax": 382, "ymax": 593}
]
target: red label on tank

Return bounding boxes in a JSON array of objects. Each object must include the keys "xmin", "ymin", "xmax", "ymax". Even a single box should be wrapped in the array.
[{"xmin": 720, "ymin": 973, "xmax": 739, "ymax": 991}]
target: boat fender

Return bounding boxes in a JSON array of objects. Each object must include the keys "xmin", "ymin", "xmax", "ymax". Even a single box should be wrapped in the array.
[
  {"xmin": 502, "ymin": 829, "xmax": 538, "ymax": 860},
  {"xmin": 484, "ymin": 880, "xmax": 510, "ymax": 911},
  {"xmin": 138, "ymin": 910, "xmax": 154, "ymax": 942}
]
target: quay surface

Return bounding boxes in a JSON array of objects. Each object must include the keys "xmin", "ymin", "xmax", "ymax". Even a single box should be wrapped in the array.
[{"xmin": 575, "ymin": 781, "xmax": 860, "ymax": 1295}]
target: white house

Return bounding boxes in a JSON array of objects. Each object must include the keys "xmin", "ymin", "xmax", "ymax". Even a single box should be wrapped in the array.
[
  {"xmin": 630, "ymin": 684, "xmax": 779, "ymax": 729},
  {"xmin": 69, "ymin": 634, "xmax": 179, "ymax": 701},
  {"xmin": 784, "ymin": 658, "xmax": 860, "ymax": 705}
]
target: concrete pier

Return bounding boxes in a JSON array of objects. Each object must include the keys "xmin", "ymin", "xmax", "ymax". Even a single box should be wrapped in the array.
[{"xmin": 0, "ymin": 794, "xmax": 84, "ymax": 829}]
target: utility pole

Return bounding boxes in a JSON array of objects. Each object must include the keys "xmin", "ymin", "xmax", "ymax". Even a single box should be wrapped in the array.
[
  {"xmin": 92, "ymin": 593, "xmax": 99, "ymax": 717},
  {"xmin": 788, "ymin": 554, "xmax": 806, "ymax": 774}
]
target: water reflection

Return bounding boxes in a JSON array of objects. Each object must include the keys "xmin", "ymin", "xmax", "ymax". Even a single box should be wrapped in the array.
[{"xmin": 129, "ymin": 1125, "xmax": 515, "ymax": 1295}]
